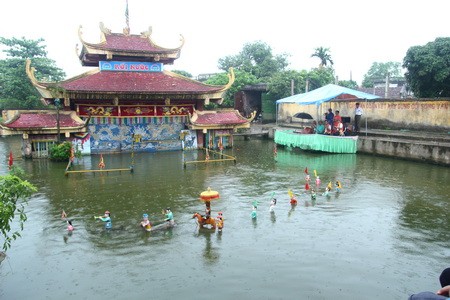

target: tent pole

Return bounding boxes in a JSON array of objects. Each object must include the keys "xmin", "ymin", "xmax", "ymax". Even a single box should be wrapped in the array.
[{"xmin": 275, "ymin": 103, "xmax": 278, "ymax": 126}]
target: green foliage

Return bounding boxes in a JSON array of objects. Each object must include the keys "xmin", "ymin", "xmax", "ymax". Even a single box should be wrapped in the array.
[
  {"xmin": 171, "ymin": 69, "xmax": 193, "ymax": 78},
  {"xmin": 338, "ymin": 80, "xmax": 359, "ymax": 89},
  {"xmin": 0, "ymin": 167, "xmax": 37, "ymax": 251},
  {"xmin": 307, "ymin": 67, "xmax": 335, "ymax": 91},
  {"xmin": 206, "ymin": 70, "xmax": 259, "ymax": 107},
  {"xmin": 49, "ymin": 141, "xmax": 71, "ymax": 161},
  {"xmin": 311, "ymin": 47, "xmax": 334, "ymax": 68},
  {"xmin": 266, "ymin": 68, "xmax": 335, "ymax": 101},
  {"xmin": 403, "ymin": 37, "xmax": 450, "ymax": 97},
  {"xmin": 217, "ymin": 41, "xmax": 289, "ymax": 80},
  {"xmin": 362, "ymin": 61, "xmax": 402, "ymax": 88},
  {"xmin": 0, "ymin": 37, "xmax": 65, "ymax": 110},
  {"xmin": 267, "ymin": 70, "xmax": 308, "ymax": 100}
]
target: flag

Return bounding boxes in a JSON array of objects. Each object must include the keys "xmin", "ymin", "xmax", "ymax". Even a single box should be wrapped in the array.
[
  {"xmin": 125, "ymin": 0, "xmax": 129, "ymax": 29},
  {"xmin": 8, "ymin": 151, "xmax": 13, "ymax": 170}
]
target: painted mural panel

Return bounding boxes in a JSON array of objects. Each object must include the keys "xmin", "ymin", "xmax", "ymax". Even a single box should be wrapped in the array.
[
  {"xmin": 181, "ymin": 130, "xmax": 198, "ymax": 150},
  {"xmin": 88, "ymin": 117, "xmax": 185, "ymax": 153}
]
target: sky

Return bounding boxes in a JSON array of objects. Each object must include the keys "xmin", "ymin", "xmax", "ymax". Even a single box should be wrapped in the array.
[{"xmin": 1, "ymin": 0, "xmax": 449, "ymax": 85}]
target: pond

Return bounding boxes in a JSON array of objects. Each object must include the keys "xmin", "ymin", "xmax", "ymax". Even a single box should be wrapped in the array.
[{"xmin": 0, "ymin": 135, "xmax": 449, "ymax": 300}]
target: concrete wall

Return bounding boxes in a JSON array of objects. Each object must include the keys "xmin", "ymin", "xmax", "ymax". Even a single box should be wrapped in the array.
[
  {"xmin": 277, "ymin": 99, "xmax": 450, "ymax": 131},
  {"xmin": 358, "ymin": 136, "xmax": 450, "ymax": 166}
]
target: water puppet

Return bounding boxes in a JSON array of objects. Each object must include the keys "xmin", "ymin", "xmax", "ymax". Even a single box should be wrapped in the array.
[
  {"xmin": 335, "ymin": 181, "xmax": 342, "ymax": 193},
  {"xmin": 322, "ymin": 185, "xmax": 331, "ymax": 197},
  {"xmin": 327, "ymin": 181, "xmax": 333, "ymax": 191},
  {"xmin": 192, "ymin": 212, "xmax": 216, "ymax": 229},
  {"xmin": 269, "ymin": 198, "xmax": 277, "ymax": 212},
  {"xmin": 315, "ymin": 176, "xmax": 321, "ymax": 188},
  {"xmin": 288, "ymin": 189, "xmax": 298, "ymax": 205},
  {"xmin": 216, "ymin": 212, "xmax": 224, "ymax": 231},
  {"xmin": 251, "ymin": 200, "xmax": 258, "ymax": 219},
  {"xmin": 95, "ymin": 210, "xmax": 112, "ymax": 229},
  {"xmin": 67, "ymin": 220, "xmax": 74, "ymax": 231},
  {"xmin": 140, "ymin": 213, "xmax": 152, "ymax": 231},
  {"xmin": 164, "ymin": 208, "xmax": 175, "ymax": 226},
  {"xmin": 305, "ymin": 174, "xmax": 311, "ymax": 182}
]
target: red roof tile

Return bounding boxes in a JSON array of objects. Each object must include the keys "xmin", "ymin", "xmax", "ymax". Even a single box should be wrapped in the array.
[
  {"xmin": 192, "ymin": 111, "xmax": 249, "ymax": 125},
  {"xmin": 4, "ymin": 113, "xmax": 84, "ymax": 129},
  {"xmin": 93, "ymin": 34, "xmax": 170, "ymax": 53},
  {"xmin": 59, "ymin": 70, "xmax": 224, "ymax": 94}
]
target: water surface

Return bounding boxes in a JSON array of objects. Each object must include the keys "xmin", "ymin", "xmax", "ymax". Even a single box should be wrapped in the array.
[{"xmin": 0, "ymin": 136, "xmax": 448, "ymax": 300}]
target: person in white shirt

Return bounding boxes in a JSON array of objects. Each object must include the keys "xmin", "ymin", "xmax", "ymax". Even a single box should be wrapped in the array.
[{"xmin": 354, "ymin": 102, "xmax": 363, "ymax": 133}]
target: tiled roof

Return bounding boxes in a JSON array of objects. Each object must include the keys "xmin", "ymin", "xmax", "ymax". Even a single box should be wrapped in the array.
[
  {"xmin": 357, "ymin": 86, "xmax": 406, "ymax": 98},
  {"xmin": 3, "ymin": 112, "xmax": 84, "ymax": 129},
  {"xmin": 94, "ymin": 34, "xmax": 172, "ymax": 53},
  {"xmin": 59, "ymin": 70, "xmax": 224, "ymax": 94},
  {"xmin": 192, "ymin": 111, "xmax": 249, "ymax": 125}
]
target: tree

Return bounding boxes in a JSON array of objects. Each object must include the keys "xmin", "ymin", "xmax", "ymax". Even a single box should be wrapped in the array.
[
  {"xmin": 171, "ymin": 69, "xmax": 193, "ymax": 78},
  {"xmin": 338, "ymin": 80, "xmax": 358, "ymax": 89},
  {"xmin": 403, "ymin": 37, "xmax": 450, "ymax": 97},
  {"xmin": 307, "ymin": 67, "xmax": 335, "ymax": 90},
  {"xmin": 0, "ymin": 37, "xmax": 65, "ymax": 109},
  {"xmin": 0, "ymin": 166, "xmax": 37, "ymax": 251},
  {"xmin": 266, "ymin": 67, "xmax": 335, "ymax": 100},
  {"xmin": 311, "ymin": 47, "xmax": 333, "ymax": 68},
  {"xmin": 267, "ymin": 70, "xmax": 308, "ymax": 100},
  {"xmin": 217, "ymin": 41, "xmax": 290, "ymax": 80},
  {"xmin": 205, "ymin": 69, "xmax": 258, "ymax": 107},
  {"xmin": 361, "ymin": 61, "xmax": 403, "ymax": 88}
]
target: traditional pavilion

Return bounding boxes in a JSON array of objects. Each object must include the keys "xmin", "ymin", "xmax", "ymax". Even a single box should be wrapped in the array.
[
  {"xmin": 0, "ymin": 110, "xmax": 89, "ymax": 158},
  {"xmin": 2, "ymin": 23, "xmax": 254, "ymax": 156}
]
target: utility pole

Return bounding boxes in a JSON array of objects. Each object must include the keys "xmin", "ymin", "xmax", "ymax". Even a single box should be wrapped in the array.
[{"xmin": 385, "ymin": 72, "xmax": 390, "ymax": 98}]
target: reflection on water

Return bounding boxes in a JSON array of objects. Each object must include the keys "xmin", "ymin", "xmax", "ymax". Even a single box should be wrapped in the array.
[{"xmin": 0, "ymin": 135, "xmax": 449, "ymax": 300}]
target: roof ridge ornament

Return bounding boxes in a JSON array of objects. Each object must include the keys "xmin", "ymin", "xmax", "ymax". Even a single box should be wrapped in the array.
[
  {"xmin": 141, "ymin": 26, "xmax": 153, "ymax": 38},
  {"xmin": 99, "ymin": 22, "xmax": 112, "ymax": 35}
]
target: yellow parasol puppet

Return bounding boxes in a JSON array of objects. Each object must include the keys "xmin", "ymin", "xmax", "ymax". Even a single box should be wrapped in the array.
[{"xmin": 200, "ymin": 187, "xmax": 220, "ymax": 216}]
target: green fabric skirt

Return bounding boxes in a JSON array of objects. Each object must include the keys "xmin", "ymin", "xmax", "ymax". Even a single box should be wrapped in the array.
[{"xmin": 274, "ymin": 130, "xmax": 358, "ymax": 154}]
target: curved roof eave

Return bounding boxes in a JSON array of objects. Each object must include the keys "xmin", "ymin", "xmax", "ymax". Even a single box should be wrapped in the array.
[
  {"xmin": 78, "ymin": 24, "xmax": 184, "ymax": 55},
  {"xmin": 25, "ymin": 59, "xmax": 54, "ymax": 98}
]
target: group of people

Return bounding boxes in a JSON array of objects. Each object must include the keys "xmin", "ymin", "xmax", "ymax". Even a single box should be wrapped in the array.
[{"xmin": 303, "ymin": 102, "xmax": 364, "ymax": 136}]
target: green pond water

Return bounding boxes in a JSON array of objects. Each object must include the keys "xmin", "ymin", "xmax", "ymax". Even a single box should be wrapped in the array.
[{"xmin": 0, "ymin": 135, "xmax": 448, "ymax": 300}]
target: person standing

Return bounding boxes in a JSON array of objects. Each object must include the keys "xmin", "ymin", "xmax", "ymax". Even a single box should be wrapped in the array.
[
  {"xmin": 325, "ymin": 108, "xmax": 334, "ymax": 129},
  {"xmin": 354, "ymin": 103, "xmax": 363, "ymax": 133}
]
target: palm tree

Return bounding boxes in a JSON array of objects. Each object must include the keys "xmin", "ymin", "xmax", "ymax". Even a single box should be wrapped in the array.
[{"xmin": 311, "ymin": 47, "xmax": 334, "ymax": 68}]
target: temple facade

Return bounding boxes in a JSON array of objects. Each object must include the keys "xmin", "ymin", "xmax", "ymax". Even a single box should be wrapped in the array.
[{"xmin": 2, "ymin": 23, "xmax": 253, "ymax": 157}]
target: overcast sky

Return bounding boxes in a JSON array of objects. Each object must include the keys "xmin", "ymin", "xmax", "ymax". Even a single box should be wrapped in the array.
[{"xmin": 1, "ymin": 0, "xmax": 449, "ymax": 85}]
